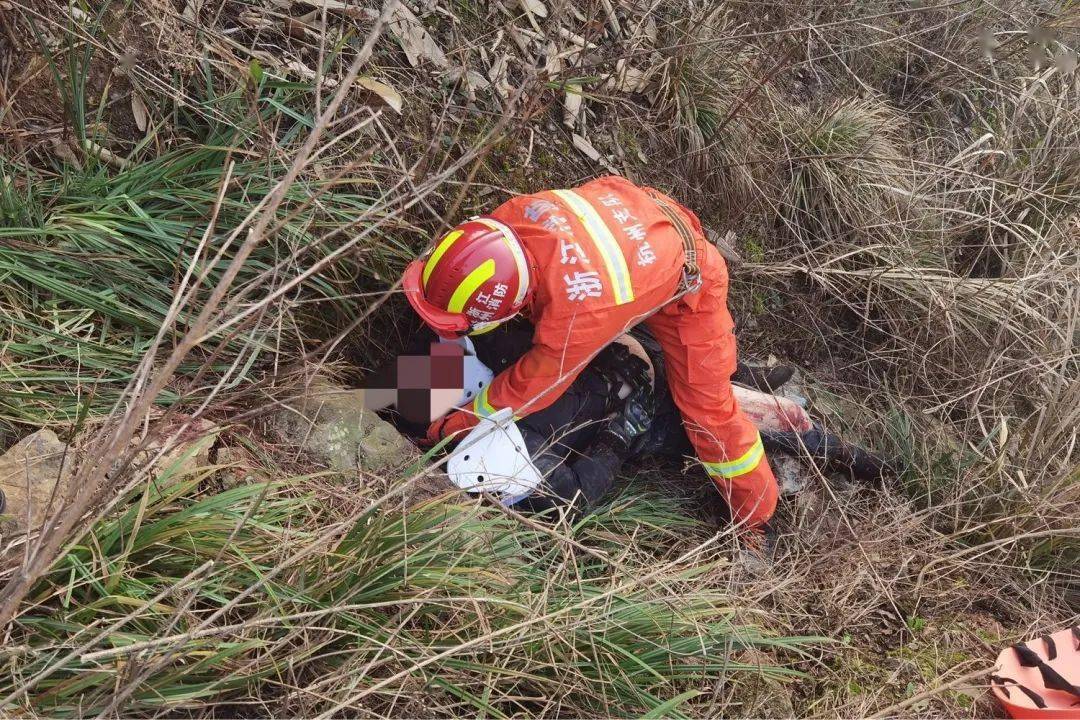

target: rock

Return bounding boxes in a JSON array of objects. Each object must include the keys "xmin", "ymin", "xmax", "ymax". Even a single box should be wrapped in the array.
[
  {"xmin": 214, "ymin": 445, "xmax": 245, "ymax": 471},
  {"xmin": 213, "ymin": 444, "xmax": 275, "ymax": 491},
  {"xmin": 133, "ymin": 418, "xmax": 219, "ymax": 489},
  {"xmin": 271, "ymin": 378, "xmax": 417, "ymax": 474},
  {"xmin": 0, "ymin": 429, "xmax": 75, "ymax": 536}
]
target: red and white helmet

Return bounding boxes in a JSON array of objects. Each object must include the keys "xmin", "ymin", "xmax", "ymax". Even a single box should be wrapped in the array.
[{"xmin": 403, "ymin": 217, "xmax": 534, "ymax": 338}]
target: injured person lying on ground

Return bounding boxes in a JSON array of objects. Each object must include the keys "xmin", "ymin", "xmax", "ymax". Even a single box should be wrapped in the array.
[{"xmin": 368, "ymin": 321, "xmax": 893, "ymax": 517}]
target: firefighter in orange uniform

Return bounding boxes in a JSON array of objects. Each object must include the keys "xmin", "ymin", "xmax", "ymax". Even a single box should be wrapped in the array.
[{"xmin": 402, "ymin": 176, "xmax": 779, "ymax": 531}]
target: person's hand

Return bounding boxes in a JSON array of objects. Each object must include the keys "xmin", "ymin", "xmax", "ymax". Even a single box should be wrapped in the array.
[{"xmin": 425, "ymin": 410, "xmax": 478, "ymax": 446}]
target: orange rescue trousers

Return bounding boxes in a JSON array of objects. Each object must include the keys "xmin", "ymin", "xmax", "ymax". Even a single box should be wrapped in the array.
[{"xmin": 646, "ymin": 244, "xmax": 779, "ymax": 528}]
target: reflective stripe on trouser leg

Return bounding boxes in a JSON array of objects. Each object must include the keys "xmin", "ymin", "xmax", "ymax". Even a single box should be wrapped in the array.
[
  {"xmin": 643, "ymin": 245, "xmax": 779, "ymax": 528},
  {"xmin": 702, "ymin": 437, "xmax": 777, "ymax": 528},
  {"xmin": 701, "ymin": 433, "xmax": 765, "ymax": 479}
]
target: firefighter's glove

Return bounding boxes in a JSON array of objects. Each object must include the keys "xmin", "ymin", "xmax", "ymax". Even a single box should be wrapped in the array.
[{"xmin": 597, "ymin": 380, "xmax": 654, "ymax": 457}]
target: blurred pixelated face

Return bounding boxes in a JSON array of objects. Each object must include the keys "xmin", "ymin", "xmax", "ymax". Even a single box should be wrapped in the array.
[{"xmin": 363, "ymin": 342, "xmax": 477, "ymax": 425}]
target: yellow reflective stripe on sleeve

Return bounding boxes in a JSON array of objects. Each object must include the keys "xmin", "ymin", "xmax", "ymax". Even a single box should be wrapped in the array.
[
  {"xmin": 447, "ymin": 259, "xmax": 496, "ymax": 313},
  {"xmin": 422, "ymin": 230, "xmax": 464, "ymax": 288},
  {"xmin": 472, "ymin": 385, "xmax": 521, "ymax": 419},
  {"xmin": 551, "ymin": 189, "xmax": 635, "ymax": 305},
  {"xmin": 473, "ymin": 385, "xmax": 497, "ymax": 418},
  {"xmin": 702, "ymin": 434, "xmax": 765, "ymax": 479},
  {"xmin": 473, "ymin": 217, "xmax": 530, "ymax": 306}
]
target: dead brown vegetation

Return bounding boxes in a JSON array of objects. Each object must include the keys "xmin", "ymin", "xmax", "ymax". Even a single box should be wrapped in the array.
[{"xmin": 0, "ymin": 0, "xmax": 1076, "ymax": 716}]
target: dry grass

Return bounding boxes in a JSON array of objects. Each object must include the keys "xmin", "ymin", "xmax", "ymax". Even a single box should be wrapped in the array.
[
  {"xmin": 0, "ymin": 0, "xmax": 1077, "ymax": 717},
  {"xmin": 779, "ymin": 98, "xmax": 918, "ymax": 257}
]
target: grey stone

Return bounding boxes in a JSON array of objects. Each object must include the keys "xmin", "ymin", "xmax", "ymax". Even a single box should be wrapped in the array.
[
  {"xmin": 133, "ymin": 418, "xmax": 219, "ymax": 489},
  {"xmin": 271, "ymin": 378, "xmax": 416, "ymax": 473},
  {"xmin": 774, "ymin": 453, "xmax": 808, "ymax": 496},
  {"xmin": 0, "ymin": 429, "xmax": 75, "ymax": 536},
  {"xmin": 214, "ymin": 445, "xmax": 272, "ymax": 490}
]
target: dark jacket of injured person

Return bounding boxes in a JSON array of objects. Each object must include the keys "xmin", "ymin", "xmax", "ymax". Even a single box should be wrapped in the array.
[{"xmin": 377, "ymin": 321, "xmax": 889, "ymax": 514}]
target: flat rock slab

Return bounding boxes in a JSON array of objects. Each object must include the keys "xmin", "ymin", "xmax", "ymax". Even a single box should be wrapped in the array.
[{"xmin": 0, "ymin": 429, "xmax": 75, "ymax": 537}]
